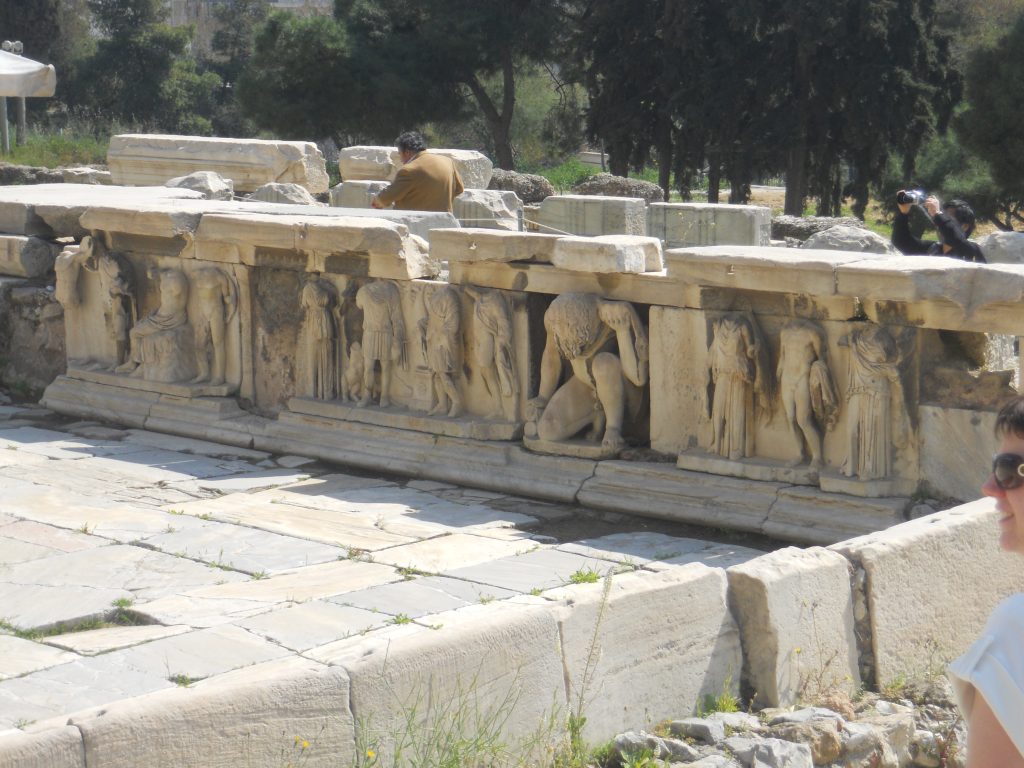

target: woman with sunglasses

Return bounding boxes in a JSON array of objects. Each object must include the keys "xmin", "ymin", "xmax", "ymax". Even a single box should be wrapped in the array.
[{"xmin": 948, "ymin": 396, "xmax": 1024, "ymax": 767}]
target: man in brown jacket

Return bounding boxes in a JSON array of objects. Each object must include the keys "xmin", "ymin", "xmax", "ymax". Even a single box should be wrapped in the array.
[{"xmin": 371, "ymin": 131, "xmax": 464, "ymax": 213}]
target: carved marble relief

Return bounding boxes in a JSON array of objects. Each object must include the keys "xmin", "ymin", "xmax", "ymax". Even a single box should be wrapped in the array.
[
  {"xmin": 777, "ymin": 319, "xmax": 838, "ymax": 470},
  {"xmin": 466, "ymin": 286, "xmax": 518, "ymax": 421},
  {"xmin": 355, "ymin": 279, "xmax": 408, "ymax": 408},
  {"xmin": 299, "ymin": 274, "xmax": 338, "ymax": 400},
  {"xmin": 704, "ymin": 312, "xmax": 773, "ymax": 460},
  {"xmin": 115, "ymin": 266, "xmax": 195, "ymax": 383},
  {"xmin": 192, "ymin": 267, "xmax": 238, "ymax": 387},
  {"xmin": 80, "ymin": 235, "xmax": 136, "ymax": 370},
  {"xmin": 525, "ymin": 292, "xmax": 648, "ymax": 457},
  {"xmin": 417, "ymin": 284, "xmax": 464, "ymax": 418},
  {"xmin": 839, "ymin": 324, "xmax": 910, "ymax": 481}
]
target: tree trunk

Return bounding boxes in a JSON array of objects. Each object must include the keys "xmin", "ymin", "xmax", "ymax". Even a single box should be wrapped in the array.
[
  {"xmin": 465, "ymin": 52, "xmax": 516, "ymax": 170},
  {"xmin": 708, "ymin": 154, "xmax": 721, "ymax": 204},
  {"xmin": 785, "ymin": 143, "xmax": 807, "ymax": 216},
  {"xmin": 656, "ymin": 114, "xmax": 672, "ymax": 202}
]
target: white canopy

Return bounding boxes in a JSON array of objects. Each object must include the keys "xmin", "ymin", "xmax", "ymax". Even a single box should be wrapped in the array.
[{"xmin": 0, "ymin": 50, "xmax": 56, "ymax": 97}]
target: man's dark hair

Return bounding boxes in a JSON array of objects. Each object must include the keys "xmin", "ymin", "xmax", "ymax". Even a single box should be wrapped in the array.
[
  {"xmin": 945, "ymin": 199, "xmax": 976, "ymax": 237},
  {"xmin": 395, "ymin": 131, "xmax": 427, "ymax": 154},
  {"xmin": 995, "ymin": 396, "xmax": 1024, "ymax": 438}
]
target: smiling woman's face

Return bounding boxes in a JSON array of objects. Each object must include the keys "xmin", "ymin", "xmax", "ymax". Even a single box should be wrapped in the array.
[{"xmin": 983, "ymin": 431, "xmax": 1024, "ymax": 555}]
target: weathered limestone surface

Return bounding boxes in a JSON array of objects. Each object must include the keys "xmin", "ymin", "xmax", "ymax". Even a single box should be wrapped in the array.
[
  {"xmin": 423, "ymin": 149, "xmax": 494, "ymax": 189},
  {"xmin": 551, "ymin": 565, "xmax": 741, "ymax": 742},
  {"xmin": 165, "ymin": 171, "xmax": 234, "ymax": 201},
  {"xmin": 801, "ymin": 225, "xmax": 897, "ymax": 255},
  {"xmin": 431, "ymin": 228, "xmax": 560, "ymax": 264},
  {"xmin": 535, "ymin": 194, "xmax": 647, "ymax": 237},
  {"xmin": 337, "ymin": 145, "xmax": 399, "ymax": 181},
  {"xmin": 728, "ymin": 547, "xmax": 860, "ymax": 708},
  {"xmin": 0, "ymin": 236, "xmax": 60, "ymax": 278},
  {"xmin": 977, "ymin": 231, "xmax": 1024, "ymax": 264},
  {"xmin": 453, "ymin": 189, "xmax": 522, "ymax": 230},
  {"xmin": 830, "ymin": 499, "xmax": 1021, "ymax": 686},
  {"xmin": 108, "ymin": 134, "xmax": 330, "ymax": 194},
  {"xmin": 648, "ymin": 203, "xmax": 771, "ymax": 248},
  {"xmin": 551, "ymin": 235, "xmax": 663, "ymax": 274},
  {"xmin": 0, "ymin": 726, "xmax": 85, "ymax": 768},
  {"xmin": 329, "ymin": 180, "xmax": 388, "ymax": 209},
  {"xmin": 61, "ymin": 167, "xmax": 112, "ymax": 186},
  {"xmin": 918, "ymin": 406, "xmax": 993, "ymax": 502},
  {"xmin": 69, "ymin": 658, "xmax": 352, "ymax": 768},
  {"xmin": 248, "ymin": 182, "xmax": 322, "ymax": 206}
]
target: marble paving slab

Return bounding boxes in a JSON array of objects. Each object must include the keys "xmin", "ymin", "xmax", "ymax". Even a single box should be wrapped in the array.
[
  {"xmin": 42, "ymin": 625, "xmax": 193, "ymax": 656},
  {"xmin": 124, "ymin": 429, "xmax": 270, "ymax": 461},
  {"xmin": 235, "ymin": 600, "xmax": 386, "ymax": 652},
  {"xmin": 0, "ymin": 583, "xmax": 132, "ymax": 631},
  {"xmin": 441, "ymin": 548, "xmax": 620, "ymax": 593},
  {"xmin": 0, "ymin": 637, "xmax": 79, "ymax": 681},
  {"xmin": 370, "ymin": 532, "xmax": 539, "ymax": 573}
]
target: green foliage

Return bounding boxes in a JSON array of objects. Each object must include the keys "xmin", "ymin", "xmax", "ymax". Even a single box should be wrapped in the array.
[
  {"xmin": 538, "ymin": 158, "xmax": 598, "ymax": 193},
  {"xmin": 1, "ymin": 127, "xmax": 107, "ymax": 167},
  {"xmin": 697, "ymin": 675, "xmax": 740, "ymax": 716},
  {"xmin": 568, "ymin": 568, "xmax": 601, "ymax": 585}
]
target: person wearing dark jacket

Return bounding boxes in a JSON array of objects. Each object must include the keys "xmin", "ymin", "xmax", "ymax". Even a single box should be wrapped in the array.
[{"xmin": 891, "ymin": 192, "xmax": 985, "ymax": 263}]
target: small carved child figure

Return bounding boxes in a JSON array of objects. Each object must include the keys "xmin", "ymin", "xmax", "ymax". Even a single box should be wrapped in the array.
[{"xmin": 418, "ymin": 284, "xmax": 464, "ymax": 418}]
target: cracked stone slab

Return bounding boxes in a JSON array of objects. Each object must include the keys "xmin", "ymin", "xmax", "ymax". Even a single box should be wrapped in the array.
[
  {"xmin": 328, "ymin": 575, "xmax": 517, "ymax": 618},
  {"xmin": 369, "ymin": 532, "xmax": 540, "ymax": 573},
  {"xmin": 441, "ymin": 548, "xmax": 621, "ymax": 593},
  {"xmin": 235, "ymin": 600, "xmax": 386, "ymax": 652},
  {"xmin": 132, "ymin": 560, "xmax": 400, "ymax": 627},
  {"xmin": 0, "ymin": 536, "xmax": 64, "ymax": 564},
  {"xmin": 557, "ymin": 532, "xmax": 716, "ymax": 565},
  {"xmin": 66, "ymin": 450, "xmax": 258, "ymax": 486},
  {"xmin": 0, "ymin": 545, "xmax": 248, "ymax": 601},
  {"xmin": 0, "ymin": 521, "xmax": 106, "ymax": 554},
  {"xmin": 140, "ymin": 519, "xmax": 344, "ymax": 574},
  {"xmin": 0, "ymin": 584, "xmax": 133, "ymax": 632},
  {"xmin": 123, "ymin": 430, "xmax": 270, "ymax": 461},
  {"xmin": 0, "ymin": 427, "xmax": 134, "ymax": 460},
  {"xmin": 0, "ymin": 636, "xmax": 80, "ymax": 680},
  {"xmin": 42, "ymin": 625, "xmax": 193, "ymax": 656},
  {"xmin": 160, "ymin": 494, "xmax": 416, "ymax": 551},
  {"xmin": 167, "ymin": 467, "xmax": 312, "ymax": 495}
]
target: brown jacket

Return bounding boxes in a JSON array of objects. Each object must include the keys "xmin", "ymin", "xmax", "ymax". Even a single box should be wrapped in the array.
[{"xmin": 375, "ymin": 151, "xmax": 465, "ymax": 213}]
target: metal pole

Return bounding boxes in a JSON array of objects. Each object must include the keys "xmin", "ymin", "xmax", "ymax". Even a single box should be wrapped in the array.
[
  {"xmin": 15, "ymin": 97, "xmax": 25, "ymax": 146},
  {"xmin": 0, "ymin": 99, "xmax": 9, "ymax": 154}
]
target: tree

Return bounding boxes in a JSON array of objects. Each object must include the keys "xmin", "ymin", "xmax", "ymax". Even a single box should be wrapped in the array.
[{"xmin": 955, "ymin": 10, "xmax": 1024, "ymax": 229}]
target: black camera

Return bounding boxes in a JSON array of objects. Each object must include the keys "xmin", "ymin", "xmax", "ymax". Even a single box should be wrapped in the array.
[{"xmin": 896, "ymin": 189, "xmax": 926, "ymax": 205}]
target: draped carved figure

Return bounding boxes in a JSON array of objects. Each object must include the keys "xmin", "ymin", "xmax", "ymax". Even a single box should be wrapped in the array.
[
  {"xmin": 355, "ymin": 280, "xmax": 408, "ymax": 408},
  {"xmin": 840, "ymin": 325, "xmax": 910, "ymax": 481},
  {"xmin": 704, "ymin": 313, "xmax": 773, "ymax": 461},
  {"xmin": 191, "ymin": 267, "xmax": 237, "ymax": 387},
  {"xmin": 115, "ymin": 266, "xmax": 194, "ymax": 383},
  {"xmin": 79, "ymin": 235, "xmax": 135, "ymax": 369},
  {"xmin": 525, "ymin": 292, "xmax": 648, "ymax": 454},
  {"xmin": 300, "ymin": 274, "xmax": 338, "ymax": 400},
  {"xmin": 777, "ymin": 319, "xmax": 839, "ymax": 469},
  {"xmin": 417, "ymin": 284, "xmax": 464, "ymax": 418},
  {"xmin": 466, "ymin": 286, "xmax": 518, "ymax": 421}
]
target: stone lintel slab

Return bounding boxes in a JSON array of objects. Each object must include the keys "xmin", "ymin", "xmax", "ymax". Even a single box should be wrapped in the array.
[
  {"xmin": 551, "ymin": 235, "xmax": 662, "ymax": 274},
  {"xmin": 764, "ymin": 486, "xmax": 906, "ymax": 544},
  {"xmin": 108, "ymin": 133, "xmax": 330, "ymax": 193},
  {"xmin": 830, "ymin": 499, "xmax": 1019, "ymax": 687},
  {"xmin": 338, "ymin": 145, "xmax": 398, "ymax": 181},
  {"xmin": 817, "ymin": 472, "xmax": 918, "ymax": 499},
  {"xmin": 727, "ymin": 547, "xmax": 860, "ymax": 708},
  {"xmin": 68, "ymin": 658, "xmax": 351, "ymax": 768},
  {"xmin": 41, "ymin": 375, "xmax": 159, "ymax": 429},
  {"xmin": 0, "ymin": 235, "xmax": 61, "ymax": 278},
  {"xmin": 264, "ymin": 411, "xmax": 594, "ymax": 503},
  {"xmin": 577, "ymin": 461, "xmax": 778, "ymax": 536},
  {"xmin": 523, "ymin": 435, "xmax": 619, "ymax": 460},
  {"xmin": 448, "ymin": 260, "xmax": 696, "ymax": 308},
  {"xmin": 665, "ymin": 246, "xmax": 886, "ymax": 297},
  {"xmin": 648, "ymin": 202, "xmax": 771, "ymax": 248},
  {"xmin": 676, "ymin": 450, "xmax": 818, "ymax": 486},
  {"xmin": 66, "ymin": 368, "xmax": 235, "ymax": 398},
  {"xmin": 0, "ymin": 726, "xmax": 85, "ymax": 768},
  {"xmin": 535, "ymin": 194, "xmax": 647, "ymax": 237},
  {"xmin": 287, "ymin": 397, "xmax": 523, "ymax": 441},
  {"xmin": 551, "ymin": 565, "xmax": 739, "ymax": 742},
  {"xmin": 430, "ymin": 228, "xmax": 561, "ymax": 264}
]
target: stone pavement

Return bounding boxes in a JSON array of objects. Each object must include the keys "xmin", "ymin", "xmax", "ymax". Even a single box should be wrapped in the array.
[{"xmin": 0, "ymin": 401, "xmax": 765, "ymax": 739}]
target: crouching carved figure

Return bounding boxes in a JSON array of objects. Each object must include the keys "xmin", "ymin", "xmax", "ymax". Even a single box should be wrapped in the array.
[
  {"xmin": 525, "ymin": 293, "xmax": 648, "ymax": 454},
  {"xmin": 115, "ymin": 266, "xmax": 195, "ymax": 383}
]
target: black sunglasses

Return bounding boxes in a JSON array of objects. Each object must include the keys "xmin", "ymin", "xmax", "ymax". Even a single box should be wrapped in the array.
[{"xmin": 993, "ymin": 453, "xmax": 1024, "ymax": 490}]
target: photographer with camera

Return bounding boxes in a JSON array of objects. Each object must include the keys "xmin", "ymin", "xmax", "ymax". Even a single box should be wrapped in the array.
[{"xmin": 891, "ymin": 190, "xmax": 985, "ymax": 262}]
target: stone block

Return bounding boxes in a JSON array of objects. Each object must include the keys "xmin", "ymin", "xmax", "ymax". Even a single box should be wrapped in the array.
[
  {"xmin": 329, "ymin": 180, "xmax": 388, "ymax": 208},
  {"xmin": 830, "ymin": 499, "xmax": 1022, "ymax": 686},
  {"xmin": 552, "ymin": 235, "xmax": 661, "ymax": 274},
  {"xmin": 313, "ymin": 602, "xmax": 564, "ymax": 764},
  {"xmin": 426, "ymin": 149, "xmax": 494, "ymax": 189},
  {"xmin": 976, "ymin": 231, "xmax": 1024, "ymax": 264},
  {"xmin": 727, "ymin": 547, "xmax": 860, "ymax": 708},
  {"xmin": 535, "ymin": 194, "xmax": 646, "ymax": 237},
  {"xmin": 108, "ymin": 134, "xmax": 329, "ymax": 193},
  {"xmin": 248, "ymin": 182, "xmax": 322, "ymax": 206},
  {"xmin": 919, "ymin": 406, "xmax": 994, "ymax": 502},
  {"xmin": 69, "ymin": 658, "xmax": 353, "ymax": 768},
  {"xmin": 61, "ymin": 167, "xmax": 112, "ymax": 185},
  {"xmin": 0, "ymin": 236, "xmax": 59, "ymax": 278},
  {"xmin": 430, "ymin": 228, "xmax": 560, "ymax": 264},
  {"xmin": 0, "ymin": 726, "xmax": 85, "ymax": 768},
  {"xmin": 338, "ymin": 145, "xmax": 399, "ymax": 181},
  {"xmin": 648, "ymin": 203, "xmax": 771, "ymax": 248},
  {"xmin": 550, "ymin": 565, "xmax": 741, "ymax": 742},
  {"xmin": 165, "ymin": 171, "xmax": 234, "ymax": 201},
  {"xmin": 801, "ymin": 225, "xmax": 897, "ymax": 255},
  {"xmin": 453, "ymin": 189, "xmax": 522, "ymax": 230}
]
